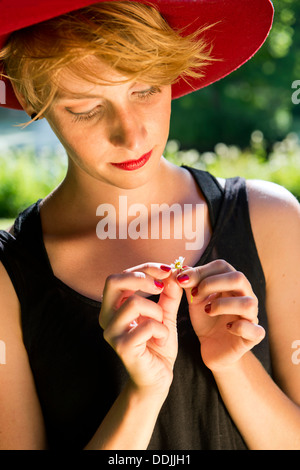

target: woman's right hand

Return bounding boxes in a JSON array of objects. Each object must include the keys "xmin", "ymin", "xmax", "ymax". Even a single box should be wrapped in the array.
[{"xmin": 99, "ymin": 263, "xmax": 183, "ymax": 397}]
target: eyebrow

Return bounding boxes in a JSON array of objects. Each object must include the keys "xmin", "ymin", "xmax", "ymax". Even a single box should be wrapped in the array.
[
  {"xmin": 55, "ymin": 91, "xmax": 102, "ymax": 101},
  {"xmin": 55, "ymin": 81, "xmax": 142, "ymax": 101}
]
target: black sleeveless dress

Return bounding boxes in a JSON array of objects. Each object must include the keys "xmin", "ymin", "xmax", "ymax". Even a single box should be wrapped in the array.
[{"xmin": 0, "ymin": 167, "xmax": 272, "ymax": 449}]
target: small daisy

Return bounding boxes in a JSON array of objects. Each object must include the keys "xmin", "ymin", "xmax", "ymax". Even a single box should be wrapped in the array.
[
  {"xmin": 171, "ymin": 256, "xmax": 185, "ymax": 271},
  {"xmin": 172, "ymin": 256, "xmax": 194, "ymax": 303}
]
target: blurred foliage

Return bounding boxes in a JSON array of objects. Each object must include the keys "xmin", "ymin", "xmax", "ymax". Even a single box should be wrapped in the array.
[
  {"xmin": 170, "ymin": 0, "xmax": 300, "ymax": 151},
  {"xmin": 0, "ymin": 145, "xmax": 67, "ymax": 218},
  {"xmin": 165, "ymin": 131, "xmax": 300, "ymax": 201},
  {"xmin": 0, "ymin": 130, "xmax": 299, "ymax": 219}
]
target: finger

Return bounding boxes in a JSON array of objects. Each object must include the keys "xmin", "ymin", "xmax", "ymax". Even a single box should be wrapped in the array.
[
  {"xmin": 104, "ymin": 271, "xmax": 165, "ymax": 298},
  {"xmin": 115, "ymin": 318, "xmax": 169, "ymax": 356},
  {"xmin": 199, "ymin": 271, "xmax": 254, "ymax": 299},
  {"xmin": 227, "ymin": 320, "xmax": 265, "ymax": 344},
  {"xmin": 100, "ymin": 271, "xmax": 165, "ymax": 328},
  {"xmin": 176, "ymin": 259, "xmax": 235, "ymax": 289},
  {"xmin": 157, "ymin": 271, "xmax": 183, "ymax": 325},
  {"xmin": 205, "ymin": 295, "xmax": 259, "ymax": 323},
  {"xmin": 123, "ymin": 262, "xmax": 173, "ymax": 278},
  {"xmin": 102, "ymin": 294, "xmax": 164, "ymax": 336}
]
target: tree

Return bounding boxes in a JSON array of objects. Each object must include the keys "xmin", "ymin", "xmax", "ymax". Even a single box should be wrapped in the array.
[{"xmin": 169, "ymin": 0, "xmax": 300, "ymax": 152}]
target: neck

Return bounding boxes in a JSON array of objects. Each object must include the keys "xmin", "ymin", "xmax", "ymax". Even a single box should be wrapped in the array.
[{"xmin": 43, "ymin": 157, "xmax": 189, "ymax": 233}]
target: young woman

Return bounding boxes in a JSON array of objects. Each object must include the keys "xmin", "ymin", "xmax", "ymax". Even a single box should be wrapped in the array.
[{"xmin": 0, "ymin": 0, "xmax": 300, "ymax": 451}]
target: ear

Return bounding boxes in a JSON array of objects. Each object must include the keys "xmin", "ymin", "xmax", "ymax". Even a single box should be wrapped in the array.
[{"xmin": 10, "ymin": 81, "xmax": 41, "ymax": 118}]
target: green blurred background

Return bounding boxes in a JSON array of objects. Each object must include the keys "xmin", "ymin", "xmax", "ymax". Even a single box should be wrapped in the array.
[{"xmin": 0, "ymin": 0, "xmax": 299, "ymax": 225}]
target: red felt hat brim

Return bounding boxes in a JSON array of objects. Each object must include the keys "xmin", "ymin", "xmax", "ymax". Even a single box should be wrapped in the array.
[{"xmin": 0, "ymin": 0, "xmax": 274, "ymax": 110}]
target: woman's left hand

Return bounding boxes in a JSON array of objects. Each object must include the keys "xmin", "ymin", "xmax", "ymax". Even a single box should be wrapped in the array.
[{"xmin": 175, "ymin": 259, "xmax": 266, "ymax": 372}]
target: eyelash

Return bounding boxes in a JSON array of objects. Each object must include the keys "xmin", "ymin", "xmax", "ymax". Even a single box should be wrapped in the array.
[
  {"xmin": 69, "ymin": 86, "xmax": 161, "ymax": 123},
  {"xmin": 136, "ymin": 86, "xmax": 161, "ymax": 100},
  {"xmin": 70, "ymin": 106, "xmax": 103, "ymax": 123}
]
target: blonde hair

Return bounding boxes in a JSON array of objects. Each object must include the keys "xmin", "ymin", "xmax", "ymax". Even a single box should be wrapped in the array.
[{"xmin": 0, "ymin": 1, "xmax": 214, "ymax": 123}]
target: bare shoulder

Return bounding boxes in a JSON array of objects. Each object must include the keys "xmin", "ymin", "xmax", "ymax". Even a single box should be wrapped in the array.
[
  {"xmin": 0, "ymin": 260, "xmax": 20, "ymax": 323},
  {"xmin": 246, "ymin": 179, "xmax": 300, "ymax": 213},
  {"xmin": 0, "ymin": 261, "xmax": 46, "ymax": 449},
  {"xmin": 245, "ymin": 179, "xmax": 300, "ymax": 282},
  {"xmin": 246, "ymin": 180, "xmax": 300, "ymax": 247}
]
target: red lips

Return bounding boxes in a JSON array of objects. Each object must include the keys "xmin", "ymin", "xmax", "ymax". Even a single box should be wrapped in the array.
[{"xmin": 111, "ymin": 150, "xmax": 152, "ymax": 171}]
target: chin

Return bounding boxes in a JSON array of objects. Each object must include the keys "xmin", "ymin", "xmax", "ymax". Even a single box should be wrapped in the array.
[
  {"xmin": 106, "ymin": 170, "xmax": 154, "ymax": 190},
  {"xmin": 105, "ymin": 156, "xmax": 163, "ymax": 190}
]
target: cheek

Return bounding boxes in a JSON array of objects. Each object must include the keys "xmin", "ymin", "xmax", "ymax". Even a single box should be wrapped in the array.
[
  {"xmin": 150, "ymin": 95, "xmax": 171, "ymax": 139},
  {"xmin": 45, "ymin": 111, "xmax": 73, "ymax": 148},
  {"xmin": 157, "ymin": 110, "xmax": 171, "ymax": 146},
  {"xmin": 46, "ymin": 111, "xmax": 104, "ymax": 160},
  {"xmin": 161, "ymin": 91, "xmax": 172, "ymax": 130}
]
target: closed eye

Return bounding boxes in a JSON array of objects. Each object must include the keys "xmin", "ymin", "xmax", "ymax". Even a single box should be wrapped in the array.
[
  {"xmin": 134, "ymin": 86, "xmax": 161, "ymax": 100},
  {"xmin": 66, "ymin": 105, "xmax": 104, "ymax": 123}
]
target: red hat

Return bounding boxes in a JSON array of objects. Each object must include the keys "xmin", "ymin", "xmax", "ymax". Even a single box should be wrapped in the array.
[{"xmin": 0, "ymin": 0, "xmax": 274, "ymax": 110}]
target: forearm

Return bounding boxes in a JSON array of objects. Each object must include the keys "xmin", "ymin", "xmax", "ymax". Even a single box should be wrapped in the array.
[
  {"xmin": 84, "ymin": 380, "xmax": 167, "ymax": 450},
  {"xmin": 213, "ymin": 352, "xmax": 300, "ymax": 449}
]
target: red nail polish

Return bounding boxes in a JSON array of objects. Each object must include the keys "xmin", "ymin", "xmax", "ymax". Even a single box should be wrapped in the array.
[
  {"xmin": 154, "ymin": 280, "xmax": 164, "ymax": 289},
  {"xmin": 160, "ymin": 265, "xmax": 171, "ymax": 272},
  {"xmin": 177, "ymin": 274, "xmax": 189, "ymax": 283},
  {"xmin": 204, "ymin": 303, "xmax": 211, "ymax": 313},
  {"xmin": 191, "ymin": 286, "xmax": 198, "ymax": 297}
]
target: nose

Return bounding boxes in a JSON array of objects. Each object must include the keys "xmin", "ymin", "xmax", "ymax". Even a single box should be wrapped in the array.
[{"xmin": 108, "ymin": 104, "xmax": 146, "ymax": 151}]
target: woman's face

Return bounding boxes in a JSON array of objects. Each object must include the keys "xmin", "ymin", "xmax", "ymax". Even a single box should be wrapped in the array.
[{"xmin": 45, "ymin": 59, "xmax": 172, "ymax": 190}]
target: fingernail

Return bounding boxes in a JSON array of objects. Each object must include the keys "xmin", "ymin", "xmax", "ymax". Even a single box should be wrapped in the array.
[
  {"xmin": 204, "ymin": 303, "xmax": 211, "ymax": 313},
  {"xmin": 154, "ymin": 279, "xmax": 164, "ymax": 289},
  {"xmin": 191, "ymin": 286, "xmax": 198, "ymax": 297},
  {"xmin": 160, "ymin": 265, "xmax": 172, "ymax": 272},
  {"xmin": 177, "ymin": 273, "xmax": 189, "ymax": 283}
]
